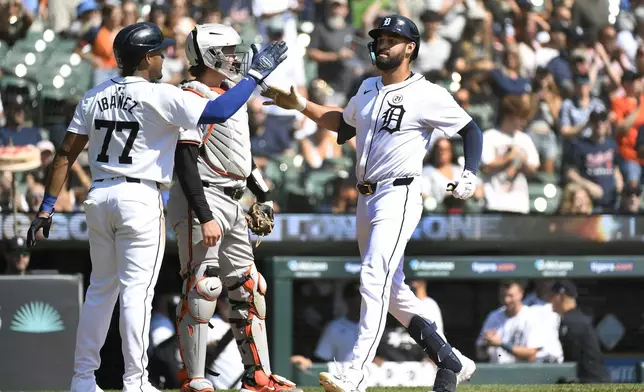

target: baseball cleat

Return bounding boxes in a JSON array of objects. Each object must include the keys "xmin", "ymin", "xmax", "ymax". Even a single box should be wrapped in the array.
[
  {"xmin": 241, "ymin": 370, "xmax": 302, "ymax": 392},
  {"xmin": 318, "ymin": 372, "xmax": 360, "ymax": 392},
  {"xmin": 430, "ymin": 368, "xmax": 457, "ymax": 392},
  {"xmin": 453, "ymin": 348, "xmax": 476, "ymax": 384},
  {"xmin": 180, "ymin": 377, "xmax": 215, "ymax": 392}
]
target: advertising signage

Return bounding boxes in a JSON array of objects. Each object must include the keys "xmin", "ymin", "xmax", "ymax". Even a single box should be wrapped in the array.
[
  {"xmin": 4, "ymin": 213, "xmax": 644, "ymax": 246},
  {"xmin": 271, "ymin": 256, "xmax": 644, "ymax": 279}
]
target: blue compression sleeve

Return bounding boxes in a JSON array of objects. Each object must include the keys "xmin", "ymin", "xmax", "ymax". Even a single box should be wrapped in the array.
[
  {"xmin": 197, "ymin": 76, "xmax": 258, "ymax": 125},
  {"xmin": 457, "ymin": 120, "xmax": 483, "ymax": 173}
]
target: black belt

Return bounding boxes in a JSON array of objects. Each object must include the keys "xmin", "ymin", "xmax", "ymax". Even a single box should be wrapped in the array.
[
  {"xmin": 95, "ymin": 176, "xmax": 140, "ymax": 183},
  {"xmin": 95, "ymin": 176, "xmax": 159, "ymax": 189},
  {"xmin": 202, "ymin": 181, "xmax": 245, "ymax": 201},
  {"xmin": 356, "ymin": 177, "xmax": 414, "ymax": 196}
]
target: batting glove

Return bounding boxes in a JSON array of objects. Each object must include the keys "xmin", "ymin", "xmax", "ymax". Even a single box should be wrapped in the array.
[
  {"xmin": 247, "ymin": 42, "xmax": 288, "ymax": 83},
  {"xmin": 261, "ymin": 85, "xmax": 307, "ymax": 112},
  {"xmin": 26, "ymin": 211, "xmax": 54, "ymax": 248},
  {"xmin": 448, "ymin": 170, "xmax": 477, "ymax": 200}
]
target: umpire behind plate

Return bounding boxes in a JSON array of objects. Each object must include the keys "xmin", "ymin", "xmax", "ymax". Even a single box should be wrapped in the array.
[{"xmin": 262, "ymin": 15, "xmax": 482, "ymax": 392}]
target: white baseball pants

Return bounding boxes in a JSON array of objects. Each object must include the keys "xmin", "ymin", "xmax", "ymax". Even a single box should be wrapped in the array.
[
  {"xmin": 70, "ymin": 177, "xmax": 165, "ymax": 392},
  {"xmin": 348, "ymin": 177, "xmax": 438, "ymax": 391}
]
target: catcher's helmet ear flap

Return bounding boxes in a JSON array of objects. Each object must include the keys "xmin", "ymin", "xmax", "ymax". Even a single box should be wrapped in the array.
[
  {"xmin": 191, "ymin": 26, "xmax": 204, "ymax": 66},
  {"xmin": 367, "ymin": 14, "xmax": 421, "ymax": 61}
]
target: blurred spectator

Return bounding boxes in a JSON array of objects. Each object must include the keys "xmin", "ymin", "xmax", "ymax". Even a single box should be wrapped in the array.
[
  {"xmin": 0, "ymin": 94, "xmax": 44, "ymax": 146},
  {"xmin": 25, "ymin": 181, "xmax": 45, "ymax": 212},
  {"xmin": 453, "ymin": 14, "xmax": 494, "ymax": 74},
  {"xmin": 121, "ymin": 0, "xmax": 138, "ymax": 26},
  {"xmin": 557, "ymin": 183, "xmax": 594, "ymax": 214},
  {"xmin": 593, "ymin": 24, "xmax": 626, "ymax": 97},
  {"xmin": 546, "ymin": 21, "xmax": 575, "ymax": 96},
  {"xmin": 408, "ymin": 279, "xmax": 444, "ymax": 336},
  {"xmin": 559, "ymin": 72, "xmax": 606, "ymax": 139},
  {"xmin": 523, "ymin": 279, "xmax": 554, "ymax": 306},
  {"xmin": 165, "ymin": 0, "xmax": 196, "ymax": 41},
  {"xmin": 330, "ymin": 176, "xmax": 359, "ymax": 214},
  {"xmin": 66, "ymin": 0, "xmax": 101, "ymax": 39},
  {"xmin": 612, "ymin": 71, "xmax": 644, "ymax": 188},
  {"xmin": 425, "ymin": 0, "xmax": 469, "ymax": 43},
  {"xmin": 413, "ymin": 10, "xmax": 452, "ymax": 75},
  {"xmin": 480, "ymin": 95, "xmax": 540, "ymax": 214},
  {"xmin": 312, "ymin": 282, "xmax": 361, "ymax": 362},
  {"xmin": 252, "ymin": 0, "xmax": 299, "ymax": 52},
  {"xmin": 307, "ymin": 0, "xmax": 355, "ymax": 105},
  {"xmin": 617, "ymin": 7, "xmax": 644, "ymax": 65},
  {"xmin": 422, "ymin": 137, "xmax": 466, "ymax": 208},
  {"xmin": 523, "ymin": 280, "xmax": 564, "ymax": 364},
  {"xmin": 526, "ymin": 121, "xmax": 558, "ymax": 174},
  {"xmin": 23, "ymin": 140, "xmax": 55, "ymax": 185},
  {"xmin": 255, "ymin": 16, "xmax": 308, "ymax": 157},
  {"xmin": 2, "ymin": 237, "xmax": 31, "ymax": 275},
  {"xmin": 0, "ymin": 0, "xmax": 34, "ymax": 46},
  {"xmin": 549, "ymin": 280, "xmax": 610, "ymax": 383},
  {"xmin": 618, "ymin": 183, "xmax": 642, "ymax": 213},
  {"xmin": 75, "ymin": 3, "xmax": 123, "ymax": 87},
  {"xmin": 476, "ymin": 280, "xmax": 544, "ymax": 363},
  {"xmin": 48, "ymin": 0, "xmax": 80, "ymax": 33},
  {"xmin": 571, "ymin": 0, "xmax": 610, "ymax": 39},
  {"xmin": 528, "ymin": 68, "xmax": 561, "ymax": 174},
  {"xmin": 488, "ymin": 45, "xmax": 532, "ymax": 100},
  {"xmin": 565, "ymin": 108, "xmax": 623, "ymax": 212},
  {"xmin": 148, "ymin": 3, "xmax": 168, "ymax": 30}
]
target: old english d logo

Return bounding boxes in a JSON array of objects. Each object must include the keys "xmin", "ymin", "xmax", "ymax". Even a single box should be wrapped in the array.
[{"xmin": 380, "ymin": 103, "xmax": 406, "ymax": 134}]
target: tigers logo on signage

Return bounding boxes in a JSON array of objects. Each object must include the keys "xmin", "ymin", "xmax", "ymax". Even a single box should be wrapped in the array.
[{"xmin": 10, "ymin": 301, "xmax": 65, "ymax": 333}]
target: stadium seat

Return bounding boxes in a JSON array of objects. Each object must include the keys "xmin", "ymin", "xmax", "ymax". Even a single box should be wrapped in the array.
[{"xmin": 304, "ymin": 169, "xmax": 340, "ymax": 200}]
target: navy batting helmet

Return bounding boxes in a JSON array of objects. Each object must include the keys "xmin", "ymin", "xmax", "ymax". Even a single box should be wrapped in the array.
[
  {"xmin": 368, "ymin": 15, "xmax": 420, "ymax": 61},
  {"xmin": 113, "ymin": 22, "xmax": 175, "ymax": 71}
]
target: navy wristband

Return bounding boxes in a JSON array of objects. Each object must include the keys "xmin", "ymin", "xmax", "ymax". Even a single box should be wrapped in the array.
[
  {"xmin": 40, "ymin": 193, "xmax": 57, "ymax": 213},
  {"xmin": 501, "ymin": 343, "xmax": 513, "ymax": 353}
]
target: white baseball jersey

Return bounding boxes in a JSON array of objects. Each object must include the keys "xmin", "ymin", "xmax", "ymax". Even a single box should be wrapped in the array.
[
  {"xmin": 476, "ymin": 305, "xmax": 545, "ymax": 364},
  {"xmin": 179, "ymin": 80, "xmax": 252, "ymax": 188},
  {"xmin": 529, "ymin": 303, "xmax": 564, "ymax": 363},
  {"xmin": 67, "ymin": 76, "xmax": 209, "ymax": 185},
  {"xmin": 314, "ymin": 317, "xmax": 360, "ymax": 362},
  {"xmin": 343, "ymin": 73, "xmax": 471, "ymax": 183}
]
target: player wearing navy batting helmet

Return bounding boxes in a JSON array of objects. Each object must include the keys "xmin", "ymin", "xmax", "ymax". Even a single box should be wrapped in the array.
[{"xmin": 262, "ymin": 13, "xmax": 483, "ymax": 392}]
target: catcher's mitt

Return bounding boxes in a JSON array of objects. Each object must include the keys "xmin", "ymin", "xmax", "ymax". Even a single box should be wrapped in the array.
[{"xmin": 245, "ymin": 202, "xmax": 275, "ymax": 238}]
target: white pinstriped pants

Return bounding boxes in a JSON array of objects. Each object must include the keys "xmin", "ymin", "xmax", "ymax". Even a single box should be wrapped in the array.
[
  {"xmin": 71, "ymin": 177, "xmax": 165, "ymax": 392},
  {"xmin": 348, "ymin": 177, "xmax": 436, "ymax": 391}
]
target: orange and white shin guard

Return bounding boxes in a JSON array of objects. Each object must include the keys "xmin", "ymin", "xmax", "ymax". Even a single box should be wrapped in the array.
[
  {"xmin": 176, "ymin": 265, "xmax": 222, "ymax": 392},
  {"xmin": 227, "ymin": 264, "xmax": 301, "ymax": 392}
]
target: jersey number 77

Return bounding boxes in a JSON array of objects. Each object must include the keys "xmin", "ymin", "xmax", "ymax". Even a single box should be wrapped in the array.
[{"xmin": 95, "ymin": 119, "xmax": 140, "ymax": 164}]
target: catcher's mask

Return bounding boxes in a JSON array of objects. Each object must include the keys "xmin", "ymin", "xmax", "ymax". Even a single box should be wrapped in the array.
[{"xmin": 186, "ymin": 23, "xmax": 250, "ymax": 83}]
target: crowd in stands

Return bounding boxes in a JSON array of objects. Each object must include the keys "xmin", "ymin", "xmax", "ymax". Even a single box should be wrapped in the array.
[{"xmin": 2, "ymin": 0, "xmax": 644, "ymax": 214}]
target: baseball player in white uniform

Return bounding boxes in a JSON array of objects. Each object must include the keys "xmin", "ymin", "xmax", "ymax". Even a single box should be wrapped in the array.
[
  {"xmin": 166, "ymin": 24, "xmax": 301, "ymax": 392},
  {"xmin": 26, "ymin": 22, "xmax": 288, "ymax": 392},
  {"xmin": 262, "ymin": 15, "xmax": 483, "ymax": 392}
]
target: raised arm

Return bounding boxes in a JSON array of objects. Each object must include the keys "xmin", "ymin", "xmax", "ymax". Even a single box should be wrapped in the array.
[
  {"xmin": 261, "ymin": 85, "xmax": 345, "ymax": 132},
  {"xmin": 198, "ymin": 42, "xmax": 289, "ymax": 125}
]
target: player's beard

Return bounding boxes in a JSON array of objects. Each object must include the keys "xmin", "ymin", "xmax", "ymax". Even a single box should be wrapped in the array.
[{"xmin": 375, "ymin": 51, "xmax": 404, "ymax": 71}]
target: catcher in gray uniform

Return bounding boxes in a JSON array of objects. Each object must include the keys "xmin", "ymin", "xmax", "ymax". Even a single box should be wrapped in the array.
[{"xmin": 166, "ymin": 24, "xmax": 300, "ymax": 392}]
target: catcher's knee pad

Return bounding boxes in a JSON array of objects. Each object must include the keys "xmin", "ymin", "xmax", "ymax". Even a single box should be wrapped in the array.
[
  {"xmin": 227, "ymin": 264, "xmax": 272, "ymax": 374},
  {"xmin": 177, "ymin": 265, "xmax": 222, "ymax": 379},
  {"xmin": 408, "ymin": 315, "xmax": 462, "ymax": 373}
]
